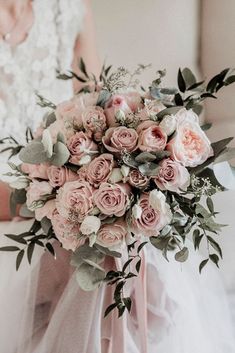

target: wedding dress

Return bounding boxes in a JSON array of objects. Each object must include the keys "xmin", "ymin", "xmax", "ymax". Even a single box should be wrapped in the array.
[{"xmin": 0, "ymin": 1, "xmax": 235, "ymax": 352}]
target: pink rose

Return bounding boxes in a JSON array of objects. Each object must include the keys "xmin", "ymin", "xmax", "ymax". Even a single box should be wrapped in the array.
[
  {"xmin": 167, "ymin": 109, "xmax": 213, "ymax": 167},
  {"xmin": 94, "ymin": 183, "xmax": 131, "ymax": 217},
  {"xmin": 51, "ymin": 212, "xmax": 84, "ymax": 251},
  {"xmin": 154, "ymin": 158, "xmax": 190, "ymax": 193},
  {"xmin": 131, "ymin": 192, "xmax": 171, "ymax": 237},
  {"xmin": 104, "ymin": 95, "xmax": 132, "ymax": 127},
  {"xmin": 82, "ymin": 106, "xmax": 107, "ymax": 141},
  {"xmin": 35, "ymin": 199, "xmax": 56, "ymax": 221},
  {"xmin": 21, "ymin": 163, "xmax": 49, "ymax": 180},
  {"xmin": 87, "ymin": 154, "xmax": 114, "ymax": 187},
  {"xmin": 48, "ymin": 119, "xmax": 74, "ymax": 143},
  {"xmin": 76, "ymin": 166, "xmax": 88, "ymax": 181},
  {"xmin": 72, "ymin": 92, "xmax": 99, "ymax": 110},
  {"xmin": 26, "ymin": 180, "xmax": 53, "ymax": 209},
  {"xmin": 68, "ymin": 131, "xmax": 98, "ymax": 165},
  {"xmin": 55, "ymin": 100, "xmax": 82, "ymax": 128},
  {"xmin": 102, "ymin": 127, "xmax": 138, "ymax": 154},
  {"xmin": 56, "ymin": 181, "xmax": 93, "ymax": 222},
  {"xmin": 96, "ymin": 220, "xmax": 128, "ymax": 249},
  {"xmin": 137, "ymin": 120, "xmax": 167, "ymax": 152},
  {"xmin": 128, "ymin": 169, "xmax": 149, "ymax": 189},
  {"xmin": 47, "ymin": 166, "xmax": 78, "ymax": 187}
]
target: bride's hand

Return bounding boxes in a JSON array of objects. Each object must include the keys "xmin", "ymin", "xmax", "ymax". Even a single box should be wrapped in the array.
[{"xmin": 0, "ymin": 181, "xmax": 12, "ymax": 221}]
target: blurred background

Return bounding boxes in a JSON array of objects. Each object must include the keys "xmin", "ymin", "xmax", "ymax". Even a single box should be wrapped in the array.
[{"xmin": 91, "ymin": 0, "xmax": 235, "ymax": 318}]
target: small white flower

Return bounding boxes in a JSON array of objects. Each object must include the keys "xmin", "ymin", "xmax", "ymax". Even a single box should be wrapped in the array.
[
  {"xmin": 159, "ymin": 115, "xmax": 177, "ymax": 136},
  {"xmin": 109, "ymin": 168, "xmax": 123, "ymax": 183},
  {"xmin": 132, "ymin": 204, "xmax": 142, "ymax": 219},
  {"xmin": 80, "ymin": 216, "xmax": 101, "ymax": 235},
  {"xmin": 78, "ymin": 155, "xmax": 92, "ymax": 166},
  {"xmin": 115, "ymin": 109, "xmax": 126, "ymax": 121},
  {"xmin": 121, "ymin": 165, "xmax": 130, "ymax": 178},
  {"xmin": 10, "ymin": 177, "xmax": 29, "ymax": 190},
  {"xmin": 42, "ymin": 129, "xmax": 53, "ymax": 158},
  {"xmin": 149, "ymin": 189, "xmax": 172, "ymax": 224}
]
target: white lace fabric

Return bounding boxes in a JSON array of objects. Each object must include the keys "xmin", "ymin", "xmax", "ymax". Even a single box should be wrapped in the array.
[{"xmin": 0, "ymin": 0, "xmax": 84, "ymax": 144}]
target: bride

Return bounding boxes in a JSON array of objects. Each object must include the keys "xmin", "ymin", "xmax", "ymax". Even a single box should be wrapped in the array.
[{"xmin": 0, "ymin": 1, "xmax": 234, "ymax": 352}]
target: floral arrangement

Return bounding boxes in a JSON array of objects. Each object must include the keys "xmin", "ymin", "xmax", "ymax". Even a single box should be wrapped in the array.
[{"xmin": 1, "ymin": 61, "xmax": 235, "ymax": 317}]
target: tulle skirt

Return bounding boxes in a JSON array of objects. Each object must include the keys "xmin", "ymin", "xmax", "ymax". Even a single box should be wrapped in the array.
[{"xmin": 0, "ymin": 219, "xmax": 235, "ymax": 353}]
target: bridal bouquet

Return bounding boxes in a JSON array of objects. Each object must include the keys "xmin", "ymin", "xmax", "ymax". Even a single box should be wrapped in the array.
[{"xmin": 1, "ymin": 61, "xmax": 235, "ymax": 316}]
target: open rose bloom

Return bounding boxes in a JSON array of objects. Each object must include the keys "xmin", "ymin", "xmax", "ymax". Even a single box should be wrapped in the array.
[{"xmin": 2, "ymin": 63, "xmax": 235, "ymax": 317}]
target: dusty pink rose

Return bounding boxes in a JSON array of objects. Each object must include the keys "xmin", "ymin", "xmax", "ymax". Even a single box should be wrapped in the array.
[
  {"xmin": 104, "ymin": 95, "xmax": 132, "ymax": 127},
  {"xmin": 167, "ymin": 109, "xmax": 213, "ymax": 167},
  {"xmin": 76, "ymin": 166, "xmax": 88, "ymax": 181},
  {"xmin": 68, "ymin": 131, "xmax": 98, "ymax": 165},
  {"xmin": 47, "ymin": 166, "xmax": 78, "ymax": 187},
  {"xmin": 55, "ymin": 100, "xmax": 82, "ymax": 128},
  {"xmin": 137, "ymin": 120, "xmax": 167, "ymax": 152},
  {"xmin": 102, "ymin": 127, "xmax": 138, "ymax": 154},
  {"xmin": 154, "ymin": 158, "xmax": 190, "ymax": 193},
  {"xmin": 48, "ymin": 119, "xmax": 74, "ymax": 143},
  {"xmin": 138, "ymin": 99, "xmax": 165, "ymax": 121},
  {"xmin": 56, "ymin": 181, "xmax": 93, "ymax": 222},
  {"xmin": 51, "ymin": 212, "xmax": 84, "ymax": 251},
  {"xmin": 26, "ymin": 180, "xmax": 53, "ymax": 209},
  {"xmin": 128, "ymin": 169, "xmax": 149, "ymax": 189},
  {"xmin": 87, "ymin": 154, "xmax": 114, "ymax": 187},
  {"xmin": 131, "ymin": 193, "xmax": 171, "ymax": 237},
  {"xmin": 96, "ymin": 220, "xmax": 128, "ymax": 249},
  {"xmin": 35, "ymin": 199, "xmax": 56, "ymax": 221},
  {"xmin": 82, "ymin": 106, "xmax": 107, "ymax": 141},
  {"xmin": 72, "ymin": 92, "xmax": 99, "ymax": 110},
  {"xmin": 21, "ymin": 163, "xmax": 49, "ymax": 180},
  {"xmin": 94, "ymin": 183, "xmax": 131, "ymax": 217}
]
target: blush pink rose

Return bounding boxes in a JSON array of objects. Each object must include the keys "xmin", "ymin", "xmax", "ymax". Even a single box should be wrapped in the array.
[
  {"xmin": 51, "ymin": 212, "xmax": 84, "ymax": 251},
  {"xmin": 26, "ymin": 180, "xmax": 53, "ymax": 209},
  {"xmin": 21, "ymin": 163, "xmax": 49, "ymax": 180},
  {"xmin": 137, "ymin": 121, "xmax": 167, "ymax": 152},
  {"xmin": 47, "ymin": 166, "xmax": 78, "ymax": 187},
  {"xmin": 128, "ymin": 169, "xmax": 149, "ymax": 189},
  {"xmin": 102, "ymin": 127, "xmax": 138, "ymax": 153},
  {"xmin": 48, "ymin": 119, "xmax": 74, "ymax": 143},
  {"xmin": 94, "ymin": 183, "xmax": 131, "ymax": 217},
  {"xmin": 35, "ymin": 199, "xmax": 56, "ymax": 221},
  {"xmin": 56, "ymin": 180, "xmax": 93, "ymax": 222},
  {"xmin": 55, "ymin": 100, "xmax": 82, "ymax": 128},
  {"xmin": 72, "ymin": 92, "xmax": 99, "ymax": 110},
  {"xmin": 104, "ymin": 95, "xmax": 132, "ymax": 127},
  {"xmin": 87, "ymin": 154, "xmax": 114, "ymax": 187},
  {"xmin": 131, "ymin": 193, "xmax": 171, "ymax": 237},
  {"xmin": 167, "ymin": 109, "xmax": 213, "ymax": 167},
  {"xmin": 82, "ymin": 106, "xmax": 107, "ymax": 141},
  {"xmin": 68, "ymin": 131, "xmax": 98, "ymax": 165},
  {"xmin": 154, "ymin": 158, "xmax": 190, "ymax": 193},
  {"xmin": 96, "ymin": 220, "xmax": 128, "ymax": 249}
]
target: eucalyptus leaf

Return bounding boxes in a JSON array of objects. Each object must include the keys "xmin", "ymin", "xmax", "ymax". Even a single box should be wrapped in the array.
[
  {"xmin": 16, "ymin": 250, "xmax": 24, "ymax": 271},
  {"xmin": 157, "ymin": 106, "xmax": 182, "ymax": 119},
  {"xmin": 175, "ymin": 247, "xmax": 189, "ymax": 262},
  {"xmin": 44, "ymin": 112, "xmax": 56, "ymax": 128},
  {"xmin": 71, "ymin": 243, "xmax": 105, "ymax": 268},
  {"xmin": 94, "ymin": 244, "xmax": 122, "ymax": 258},
  {"xmin": 138, "ymin": 163, "xmax": 160, "ymax": 177},
  {"xmin": 19, "ymin": 204, "xmax": 35, "ymax": 218},
  {"xmin": 50, "ymin": 142, "xmax": 70, "ymax": 167},
  {"xmin": 19, "ymin": 141, "xmax": 48, "ymax": 164},
  {"xmin": 182, "ymin": 67, "xmax": 196, "ymax": 87},
  {"xmin": 97, "ymin": 90, "xmax": 111, "ymax": 108},
  {"xmin": 76, "ymin": 263, "xmax": 105, "ymax": 291},
  {"xmin": 135, "ymin": 152, "xmax": 156, "ymax": 163}
]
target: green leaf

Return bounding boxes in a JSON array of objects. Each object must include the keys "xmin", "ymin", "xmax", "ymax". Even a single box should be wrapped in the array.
[
  {"xmin": 71, "ymin": 244, "xmax": 105, "ymax": 269},
  {"xmin": 94, "ymin": 244, "xmax": 121, "ymax": 258},
  {"xmin": 175, "ymin": 247, "xmax": 189, "ymax": 262},
  {"xmin": 174, "ymin": 93, "xmax": 184, "ymax": 106},
  {"xmin": 209, "ymin": 253, "xmax": 220, "ymax": 267},
  {"xmin": 123, "ymin": 297, "xmax": 132, "ymax": 312},
  {"xmin": 44, "ymin": 112, "xmax": 56, "ymax": 128},
  {"xmin": 27, "ymin": 242, "xmax": 35, "ymax": 264},
  {"xmin": 206, "ymin": 197, "xmax": 214, "ymax": 214},
  {"xmin": 96, "ymin": 90, "xmax": 111, "ymax": 108},
  {"xmin": 46, "ymin": 243, "xmax": 56, "ymax": 258},
  {"xmin": 182, "ymin": 67, "xmax": 196, "ymax": 87},
  {"xmin": 0, "ymin": 246, "xmax": 20, "ymax": 251},
  {"xmin": 135, "ymin": 152, "xmax": 156, "ymax": 163},
  {"xmin": 201, "ymin": 123, "xmax": 212, "ymax": 131},
  {"xmin": 4, "ymin": 234, "xmax": 27, "ymax": 245},
  {"xmin": 138, "ymin": 162, "xmax": 160, "ymax": 177},
  {"xmin": 76, "ymin": 263, "xmax": 105, "ymax": 291},
  {"xmin": 122, "ymin": 258, "xmax": 133, "ymax": 273},
  {"xmin": 207, "ymin": 236, "xmax": 222, "ymax": 258},
  {"xmin": 177, "ymin": 68, "xmax": 186, "ymax": 92},
  {"xmin": 135, "ymin": 259, "xmax": 141, "ymax": 273},
  {"xmin": 16, "ymin": 249, "xmax": 24, "ymax": 271},
  {"xmin": 79, "ymin": 58, "xmax": 89, "ymax": 78},
  {"xmin": 19, "ymin": 141, "xmax": 48, "ymax": 164},
  {"xmin": 214, "ymin": 147, "xmax": 235, "ymax": 164},
  {"xmin": 193, "ymin": 229, "xmax": 203, "ymax": 250},
  {"xmin": 104, "ymin": 303, "xmax": 118, "ymax": 318},
  {"xmin": 137, "ymin": 241, "xmax": 148, "ymax": 253},
  {"xmin": 157, "ymin": 106, "xmax": 182, "ymax": 119},
  {"xmin": 50, "ymin": 142, "xmax": 70, "ymax": 167},
  {"xmin": 211, "ymin": 137, "xmax": 234, "ymax": 157},
  {"xmin": 225, "ymin": 75, "xmax": 235, "ymax": 85},
  {"xmin": 199, "ymin": 259, "xmax": 209, "ymax": 273}
]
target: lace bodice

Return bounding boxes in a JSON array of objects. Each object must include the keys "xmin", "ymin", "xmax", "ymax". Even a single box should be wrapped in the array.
[{"xmin": 0, "ymin": 0, "xmax": 85, "ymax": 143}]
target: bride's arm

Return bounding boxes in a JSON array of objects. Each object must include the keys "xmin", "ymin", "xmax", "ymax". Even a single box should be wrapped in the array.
[
  {"xmin": 72, "ymin": 0, "xmax": 101, "ymax": 92},
  {"xmin": 0, "ymin": 181, "xmax": 12, "ymax": 221}
]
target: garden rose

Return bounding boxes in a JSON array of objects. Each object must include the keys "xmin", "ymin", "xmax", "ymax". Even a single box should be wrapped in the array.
[
  {"xmin": 47, "ymin": 166, "xmax": 78, "ymax": 187},
  {"xmin": 35, "ymin": 199, "xmax": 56, "ymax": 221},
  {"xmin": 94, "ymin": 183, "xmax": 131, "ymax": 217},
  {"xmin": 56, "ymin": 181, "xmax": 93, "ymax": 222},
  {"xmin": 80, "ymin": 215, "xmax": 101, "ymax": 235},
  {"xmin": 82, "ymin": 106, "xmax": 107, "ymax": 141},
  {"xmin": 51, "ymin": 212, "xmax": 84, "ymax": 251},
  {"xmin": 137, "ymin": 120, "xmax": 167, "ymax": 152},
  {"xmin": 68, "ymin": 131, "xmax": 98, "ymax": 165},
  {"xmin": 87, "ymin": 154, "xmax": 114, "ymax": 187},
  {"xmin": 55, "ymin": 100, "xmax": 82, "ymax": 127},
  {"xmin": 102, "ymin": 126, "xmax": 138, "ymax": 153},
  {"xmin": 167, "ymin": 109, "xmax": 213, "ymax": 167},
  {"xmin": 132, "ymin": 192, "xmax": 171, "ymax": 236},
  {"xmin": 96, "ymin": 220, "xmax": 127, "ymax": 249},
  {"xmin": 26, "ymin": 180, "xmax": 53, "ymax": 210},
  {"xmin": 154, "ymin": 158, "xmax": 190, "ymax": 193},
  {"xmin": 21, "ymin": 163, "xmax": 48, "ymax": 180},
  {"xmin": 128, "ymin": 169, "xmax": 149, "ymax": 189}
]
